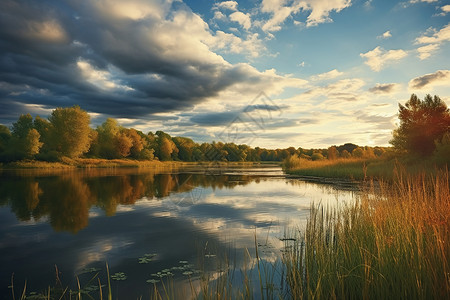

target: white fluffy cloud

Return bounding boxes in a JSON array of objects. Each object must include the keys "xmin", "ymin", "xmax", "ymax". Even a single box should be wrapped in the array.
[
  {"xmin": 229, "ymin": 11, "xmax": 252, "ymax": 30},
  {"xmin": 303, "ymin": 0, "xmax": 352, "ymax": 27},
  {"xmin": 260, "ymin": 0, "xmax": 352, "ymax": 31},
  {"xmin": 415, "ymin": 23, "xmax": 450, "ymax": 60},
  {"xmin": 440, "ymin": 5, "xmax": 450, "ymax": 15},
  {"xmin": 360, "ymin": 46, "xmax": 407, "ymax": 72},
  {"xmin": 214, "ymin": 1, "xmax": 238, "ymax": 11},
  {"xmin": 415, "ymin": 23, "xmax": 450, "ymax": 44}
]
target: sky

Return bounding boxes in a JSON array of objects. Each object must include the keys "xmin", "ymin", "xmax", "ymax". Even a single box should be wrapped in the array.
[{"xmin": 0, "ymin": 0, "xmax": 449, "ymax": 149}]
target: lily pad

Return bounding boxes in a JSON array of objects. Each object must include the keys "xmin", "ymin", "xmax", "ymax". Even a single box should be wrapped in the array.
[
  {"xmin": 146, "ymin": 279, "xmax": 160, "ymax": 284},
  {"xmin": 111, "ymin": 272, "xmax": 127, "ymax": 281}
]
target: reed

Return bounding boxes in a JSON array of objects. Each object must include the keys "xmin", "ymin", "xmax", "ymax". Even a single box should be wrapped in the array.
[{"xmin": 283, "ymin": 168, "xmax": 450, "ymax": 299}]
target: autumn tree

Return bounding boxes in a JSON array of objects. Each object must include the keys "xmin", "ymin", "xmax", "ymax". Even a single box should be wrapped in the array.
[
  {"xmin": 156, "ymin": 131, "xmax": 178, "ymax": 161},
  {"xmin": 48, "ymin": 106, "xmax": 91, "ymax": 158},
  {"xmin": 24, "ymin": 129, "xmax": 43, "ymax": 158},
  {"xmin": 327, "ymin": 146, "xmax": 339, "ymax": 160},
  {"xmin": 352, "ymin": 147, "xmax": 364, "ymax": 158},
  {"xmin": 126, "ymin": 128, "xmax": 145, "ymax": 158},
  {"xmin": 390, "ymin": 94, "xmax": 450, "ymax": 156},
  {"xmin": 115, "ymin": 130, "xmax": 133, "ymax": 157}
]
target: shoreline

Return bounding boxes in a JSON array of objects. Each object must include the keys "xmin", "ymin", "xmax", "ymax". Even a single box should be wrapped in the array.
[{"xmin": 0, "ymin": 159, "xmax": 270, "ymax": 170}]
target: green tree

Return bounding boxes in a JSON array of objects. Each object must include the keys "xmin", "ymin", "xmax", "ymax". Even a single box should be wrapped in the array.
[
  {"xmin": 12, "ymin": 114, "xmax": 34, "ymax": 139},
  {"xmin": 0, "ymin": 125, "xmax": 11, "ymax": 153},
  {"xmin": 390, "ymin": 94, "xmax": 450, "ymax": 156},
  {"xmin": 10, "ymin": 114, "xmax": 42, "ymax": 159},
  {"xmin": 48, "ymin": 106, "xmax": 91, "ymax": 158},
  {"xmin": 33, "ymin": 115, "xmax": 52, "ymax": 153},
  {"xmin": 96, "ymin": 118, "xmax": 120, "ymax": 158}
]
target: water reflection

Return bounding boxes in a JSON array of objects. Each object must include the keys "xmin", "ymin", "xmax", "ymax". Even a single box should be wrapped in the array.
[
  {"xmin": 0, "ymin": 168, "xmax": 279, "ymax": 233},
  {"xmin": 0, "ymin": 166, "xmax": 357, "ymax": 299}
]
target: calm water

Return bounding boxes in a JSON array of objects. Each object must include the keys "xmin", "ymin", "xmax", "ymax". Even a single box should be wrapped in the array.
[{"xmin": 0, "ymin": 165, "xmax": 357, "ymax": 299}]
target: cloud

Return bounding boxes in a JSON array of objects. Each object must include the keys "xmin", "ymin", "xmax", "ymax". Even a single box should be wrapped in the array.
[
  {"xmin": 303, "ymin": 78, "xmax": 366, "ymax": 101},
  {"xmin": 360, "ymin": 46, "xmax": 408, "ymax": 72},
  {"xmin": 414, "ymin": 23, "xmax": 450, "ymax": 59},
  {"xmin": 214, "ymin": 1, "xmax": 239, "ymax": 11},
  {"xmin": 408, "ymin": 70, "xmax": 450, "ymax": 90},
  {"xmin": 377, "ymin": 30, "xmax": 392, "ymax": 39},
  {"xmin": 302, "ymin": 0, "xmax": 352, "ymax": 27},
  {"xmin": 417, "ymin": 43, "xmax": 440, "ymax": 60},
  {"xmin": 355, "ymin": 110, "xmax": 396, "ymax": 130},
  {"xmin": 409, "ymin": 0, "xmax": 437, "ymax": 3},
  {"xmin": 260, "ymin": 0, "xmax": 352, "ymax": 31},
  {"xmin": 369, "ymin": 83, "xmax": 399, "ymax": 94},
  {"xmin": 229, "ymin": 12, "xmax": 252, "ymax": 30},
  {"xmin": 415, "ymin": 23, "xmax": 450, "ymax": 44},
  {"xmin": 311, "ymin": 69, "xmax": 344, "ymax": 81},
  {"xmin": 440, "ymin": 5, "xmax": 450, "ymax": 15},
  {"xmin": 0, "ymin": 0, "xmax": 304, "ymax": 123}
]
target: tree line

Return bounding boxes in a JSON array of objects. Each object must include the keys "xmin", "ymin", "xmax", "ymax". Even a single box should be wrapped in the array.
[{"xmin": 0, "ymin": 93, "xmax": 448, "ymax": 163}]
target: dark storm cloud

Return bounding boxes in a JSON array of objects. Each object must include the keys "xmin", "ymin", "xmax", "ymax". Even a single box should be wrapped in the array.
[
  {"xmin": 369, "ymin": 83, "xmax": 398, "ymax": 94},
  {"xmin": 0, "ymin": 0, "xmax": 271, "ymax": 124}
]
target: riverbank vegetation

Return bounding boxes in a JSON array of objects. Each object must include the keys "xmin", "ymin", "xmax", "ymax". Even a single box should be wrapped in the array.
[
  {"xmin": 0, "ymin": 107, "xmax": 389, "ymax": 167},
  {"xmin": 284, "ymin": 168, "xmax": 449, "ymax": 299},
  {"xmin": 284, "ymin": 94, "xmax": 449, "ymax": 180}
]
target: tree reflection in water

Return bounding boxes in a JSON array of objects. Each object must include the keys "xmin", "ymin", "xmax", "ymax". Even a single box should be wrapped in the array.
[{"xmin": 0, "ymin": 168, "xmax": 257, "ymax": 233}]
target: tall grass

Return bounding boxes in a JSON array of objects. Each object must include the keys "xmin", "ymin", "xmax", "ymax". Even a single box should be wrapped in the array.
[
  {"xmin": 283, "ymin": 155, "xmax": 446, "ymax": 181},
  {"xmin": 283, "ymin": 168, "xmax": 450, "ymax": 299}
]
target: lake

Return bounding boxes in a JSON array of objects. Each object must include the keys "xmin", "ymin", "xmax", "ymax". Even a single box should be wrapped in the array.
[{"xmin": 0, "ymin": 164, "xmax": 357, "ymax": 299}]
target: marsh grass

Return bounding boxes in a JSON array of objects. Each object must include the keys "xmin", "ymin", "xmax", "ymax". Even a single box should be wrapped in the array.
[
  {"xmin": 283, "ymin": 168, "xmax": 450, "ymax": 299},
  {"xmin": 284, "ymin": 156, "xmax": 446, "ymax": 181}
]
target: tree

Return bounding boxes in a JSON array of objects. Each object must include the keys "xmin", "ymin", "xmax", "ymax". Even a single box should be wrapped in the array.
[
  {"xmin": 327, "ymin": 146, "xmax": 338, "ymax": 160},
  {"xmin": 0, "ymin": 125, "xmax": 11, "ymax": 153},
  {"xmin": 12, "ymin": 114, "xmax": 34, "ymax": 139},
  {"xmin": 159, "ymin": 137, "xmax": 177, "ymax": 161},
  {"xmin": 33, "ymin": 115, "xmax": 52, "ymax": 153},
  {"xmin": 390, "ymin": 94, "xmax": 450, "ymax": 156},
  {"xmin": 24, "ymin": 129, "xmax": 43, "ymax": 158},
  {"xmin": 10, "ymin": 114, "xmax": 42, "ymax": 159},
  {"xmin": 115, "ymin": 131, "xmax": 133, "ymax": 157},
  {"xmin": 48, "ymin": 106, "xmax": 91, "ymax": 158},
  {"xmin": 352, "ymin": 147, "xmax": 364, "ymax": 158},
  {"xmin": 341, "ymin": 150, "xmax": 351, "ymax": 159},
  {"xmin": 97, "ymin": 118, "xmax": 120, "ymax": 158}
]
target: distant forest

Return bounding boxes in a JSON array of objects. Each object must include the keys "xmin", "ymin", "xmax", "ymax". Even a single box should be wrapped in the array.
[{"xmin": 0, "ymin": 106, "xmax": 391, "ymax": 163}]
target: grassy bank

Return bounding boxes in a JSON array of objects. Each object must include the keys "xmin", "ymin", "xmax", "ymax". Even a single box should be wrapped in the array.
[
  {"xmin": 284, "ymin": 169, "xmax": 450, "ymax": 299},
  {"xmin": 283, "ymin": 155, "xmax": 447, "ymax": 181},
  {"xmin": 0, "ymin": 159, "xmax": 266, "ymax": 169},
  {"xmin": 0, "ymin": 158, "xmax": 188, "ymax": 169}
]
